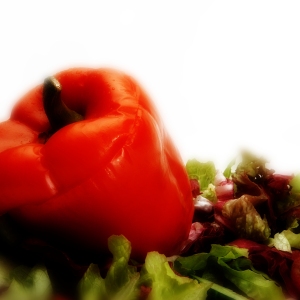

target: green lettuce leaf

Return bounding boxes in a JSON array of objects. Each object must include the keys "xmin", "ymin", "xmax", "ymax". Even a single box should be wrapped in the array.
[
  {"xmin": 79, "ymin": 235, "xmax": 211, "ymax": 300},
  {"xmin": 223, "ymin": 158, "xmax": 237, "ymax": 179},
  {"xmin": 271, "ymin": 232, "xmax": 292, "ymax": 252},
  {"xmin": 283, "ymin": 229, "xmax": 300, "ymax": 249},
  {"xmin": 232, "ymin": 152, "xmax": 273, "ymax": 180},
  {"xmin": 141, "ymin": 251, "xmax": 210, "ymax": 300},
  {"xmin": 277, "ymin": 173, "xmax": 300, "ymax": 214},
  {"xmin": 270, "ymin": 230, "xmax": 300, "ymax": 251},
  {"xmin": 79, "ymin": 235, "xmax": 140, "ymax": 300},
  {"xmin": 0, "ymin": 265, "xmax": 52, "ymax": 300},
  {"xmin": 202, "ymin": 183, "xmax": 217, "ymax": 203},
  {"xmin": 174, "ymin": 244, "xmax": 285, "ymax": 300},
  {"xmin": 195, "ymin": 277, "xmax": 249, "ymax": 300},
  {"xmin": 186, "ymin": 159, "xmax": 217, "ymax": 201}
]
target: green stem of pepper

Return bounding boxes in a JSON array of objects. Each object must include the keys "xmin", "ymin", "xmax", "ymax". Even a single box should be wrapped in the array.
[{"xmin": 43, "ymin": 76, "xmax": 83, "ymax": 134}]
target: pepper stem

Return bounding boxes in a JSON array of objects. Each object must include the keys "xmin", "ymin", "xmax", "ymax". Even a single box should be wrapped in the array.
[{"xmin": 43, "ymin": 76, "xmax": 83, "ymax": 133}]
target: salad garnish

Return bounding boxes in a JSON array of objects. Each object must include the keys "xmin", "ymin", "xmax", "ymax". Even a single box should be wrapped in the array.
[
  {"xmin": 184, "ymin": 151, "xmax": 300, "ymax": 299},
  {"xmin": 0, "ymin": 151, "xmax": 299, "ymax": 299}
]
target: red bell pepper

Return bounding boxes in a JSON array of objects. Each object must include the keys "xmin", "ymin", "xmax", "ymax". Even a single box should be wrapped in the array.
[{"xmin": 0, "ymin": 68, "xmax": 194, "ymax": 262}]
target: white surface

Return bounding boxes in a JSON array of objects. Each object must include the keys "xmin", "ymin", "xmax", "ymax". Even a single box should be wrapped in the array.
[{"xmin": 0, "ymin": 0, "xmax": 299, "ymax": 174}]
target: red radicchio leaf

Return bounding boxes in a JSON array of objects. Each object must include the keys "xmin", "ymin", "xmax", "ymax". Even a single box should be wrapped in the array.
[
  {"xmin": 139, "ymin": 286, "xmax": 152, "ymax": 300},
  {"xmin": 214, "ymin": 200, "xmax": 236, "ymax": 232},
  {"xmin": 193, "ymin": 196, "xmax": 214, "ymax": 223},
  {"xmin": 190, "ymin": 179, "xmax": 201, "ymax": 198},
  {"xmin": 291, "ymin": 256, "xmax": 300, "ymax": 296},
  {"xmin": 180, "ymin": 222, "xmax": 225, "ymax": 255},
  {"xmin": 214, "ymin": 172, "xmax": 234, "ymax": 201},
  {"xmin": 266, "ymin": 174, "xmax": 292, "ymax": 195}
]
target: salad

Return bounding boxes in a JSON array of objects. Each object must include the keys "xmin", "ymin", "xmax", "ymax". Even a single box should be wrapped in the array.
[{"xmin": 0, "ymin": 151, "xmax": 299, "ymax": 300}]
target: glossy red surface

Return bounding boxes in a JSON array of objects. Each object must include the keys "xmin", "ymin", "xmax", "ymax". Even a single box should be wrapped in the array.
[{"xmin": 0, "ymin": 68, "xmax": 194, "ymax": 262}]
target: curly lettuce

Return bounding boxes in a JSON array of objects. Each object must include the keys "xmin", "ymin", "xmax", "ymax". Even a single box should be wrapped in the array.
[
  {"xmin": 222, "ymin": 196, "xmax": 271, "ymax": 242},
  {"xmin": 174, "ymin": 244, "xmax": 285, "ymax": 300},
  {"xmin": 79, "ymin": 235, "xmax": 211, "ymax": 300},
  {"xmin": 186, "ymin": 160, "xmax": 217, "ymax": 202}
]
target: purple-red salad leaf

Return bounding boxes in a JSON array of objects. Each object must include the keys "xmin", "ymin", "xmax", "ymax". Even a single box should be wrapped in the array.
[
  {"xmin": 214, "ymin": 174, "xmax": 234, "ymax": 202},
  {"xmin": 180, "ymin": 222, "xmax": 225, "ymax": 255},
  {"xmin": 186, "ymin": 151, "xmax": 300, "ymax": 299}
]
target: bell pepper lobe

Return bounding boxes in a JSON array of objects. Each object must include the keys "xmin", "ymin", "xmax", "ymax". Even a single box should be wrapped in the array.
[{"xmin": 0, "ymin": 68, "xmax": 194, "ymax": 262}]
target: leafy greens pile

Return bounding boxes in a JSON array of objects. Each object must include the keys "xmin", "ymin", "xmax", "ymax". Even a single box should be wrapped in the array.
[
  {"xmin": 0, "ymin": 235, "xmax": 289, "ymax": 300},
  {"xmin": 0, "ymin": 151, "xmax": 299, "ymax": 299},
  {"xmin": 185, "ymin": 151, "xmax": 300, "ymax": 298}
]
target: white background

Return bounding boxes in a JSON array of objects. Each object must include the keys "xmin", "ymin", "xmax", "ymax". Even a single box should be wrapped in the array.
[{"xmin": 0, "ymin": 0, "xmax": 299, "ymax": 174}]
